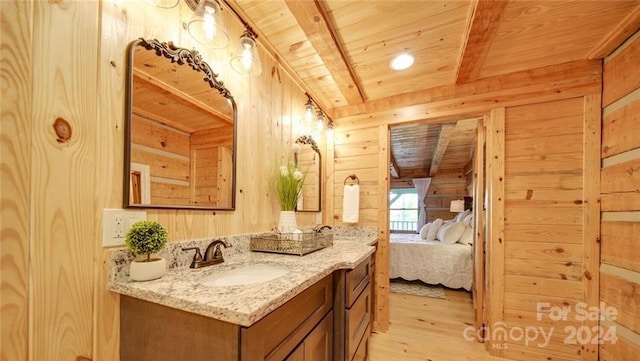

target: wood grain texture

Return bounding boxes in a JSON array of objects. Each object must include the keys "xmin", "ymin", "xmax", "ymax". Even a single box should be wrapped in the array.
[
  {"xmin": 603, "ymin": 30, "xmax": 640, "ymax": 106},
  {"xmin": 30, "ymin": 1, "xmax": 99, "ymax": 360},
  {"xmin": 370, "ymin": 290, "xmax": 504, "ymax": 361},
  {"xmin": 581, "ymin": 93, "xmax": 602, "ymax": 361},
  {"xmin": 331, "ymin": 59, "xmax": 601, "ymax": 126},
  {"xmin": 602, "ymin": 94, "xmax": 640, "ymax": 158},
  {"xmin": 375, "ymin": 125, "xmax": 389, "ymax": 332},
  {"xmin": 485, "ymin": 107, "xmax": 505, "ymax": 357},
  {"xmin": 284, "ymin": 0, "xmax": 363, "ymax": 104},
  {"xmin": 600, "ymin": 271, "xmax": 640, "ymax": 335},
  {"xmin": 472, "ymin": 118, "xmax": 485, "ymax": 336},
  {"xmin": 0, "ymin": 1, "xmax": 32, "ymax": 360},
  {"xmin": 588, "ymin": 5, "xmax": 640, "ymax": 59},
  {"xmin": 479, "ymin": 0, "xmax": 638, "ymax": 80},
  {"xmin": 456, "ymin": 0, "xmax": 507, "ymax": 84}
]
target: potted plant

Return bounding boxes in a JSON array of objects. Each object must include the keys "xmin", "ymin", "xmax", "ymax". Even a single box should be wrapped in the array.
[
  {"xmin": 125, "ymin": 220, "xmax": 168, "ymax": 281},
  {"xmin": 275, "ymin": 153, "xmax": 306, "ymax": 233}
]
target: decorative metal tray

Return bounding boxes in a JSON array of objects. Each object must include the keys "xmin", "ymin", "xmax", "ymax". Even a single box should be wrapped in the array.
[{"xmin": 250, "ymin": 232, "xmax": 333, "ymax": 256}]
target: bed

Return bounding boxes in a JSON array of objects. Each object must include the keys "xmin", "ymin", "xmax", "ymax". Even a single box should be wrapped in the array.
[{"xmin": 389, "ymin": 232, "xmax": 473, "ymax": 291}]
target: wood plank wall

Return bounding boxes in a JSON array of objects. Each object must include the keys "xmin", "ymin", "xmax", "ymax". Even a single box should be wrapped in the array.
[
  {"xmin": 330, "ymin": 57, "xmax": 602, "ymax": 344},
  {"xmin": 600, "ymin": 30, "xmax": 640, "ymax": 361},
  {"xmin": 486, "ymin": 96, "xmax": 601, "ymax": 361},
  {"xmin": 0, "ymin": 0, "xmax": 321, "ymax": 360}
]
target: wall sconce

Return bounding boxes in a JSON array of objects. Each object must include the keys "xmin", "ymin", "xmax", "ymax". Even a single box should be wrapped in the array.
[
  {"xmin": 185, "ymin": 0, "xmax": 229, "ymax": 49},
  {"xmin": 299, "ymin": 93, "xmax": 332, "ymax": 135},
  {"xmin": 230, "ymin": 28, "xmax": 262, "ymax": 76},
  {"xmin": 177, "ymin": 0, "xmax": 263, "ymax": 76},
  {"xmin": 449, "ymin": 199, "xmax": 464, "ymax": 213}
]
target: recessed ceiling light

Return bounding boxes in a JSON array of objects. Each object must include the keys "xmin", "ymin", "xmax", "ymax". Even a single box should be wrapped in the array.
[{"xmin": 390, "ymin": 53, "xmax": 414, "ymax": 71}]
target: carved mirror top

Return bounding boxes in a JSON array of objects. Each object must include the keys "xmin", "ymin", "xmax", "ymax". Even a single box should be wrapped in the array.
[{"xmin": 294, "ymin": 135, "xmax": 321, "ymax": 212}]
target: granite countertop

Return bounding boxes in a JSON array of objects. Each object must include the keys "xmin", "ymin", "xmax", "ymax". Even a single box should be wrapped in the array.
[{"xmin": 108, "ymin": 237, "xmax": 376, "ymax": 327}]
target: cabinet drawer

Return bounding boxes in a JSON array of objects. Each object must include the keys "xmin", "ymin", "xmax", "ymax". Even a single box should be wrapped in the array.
[
  {"xmin": 345, "ymin": 257, "xmax": 371, "ymax": 307},
  {"xmin": 352, "ymin": 324, "xmax": 370, "ymax": 361},
  {"xmin": 241, "ymin": 274, "xmax": 333, "ymax": 361},
  {"xmin": 346, "ymin": 283, "xmax": 371, "ymax": 361}
]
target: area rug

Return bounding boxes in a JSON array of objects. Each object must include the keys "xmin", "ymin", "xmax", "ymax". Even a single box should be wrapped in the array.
[{"xmin": 390, "ymin": 278, "xmax": 446, "ymax": 299}]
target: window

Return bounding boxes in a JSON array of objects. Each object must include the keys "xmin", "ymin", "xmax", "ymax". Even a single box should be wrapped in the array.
[{"xmin": 389, "ymin": 188, "xmax": 419, "ymax": 232}]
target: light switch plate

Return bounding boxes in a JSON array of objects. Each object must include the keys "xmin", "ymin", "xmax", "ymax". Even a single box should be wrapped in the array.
[{"xmin": 102, "ymin": 208, "xmax": 147, "ymax": 247}]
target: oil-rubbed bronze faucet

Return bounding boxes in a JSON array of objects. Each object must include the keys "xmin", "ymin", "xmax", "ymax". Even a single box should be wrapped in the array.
[{"xmin": 182, "ymin": 239, "xmax": 232, "ymax": 269}]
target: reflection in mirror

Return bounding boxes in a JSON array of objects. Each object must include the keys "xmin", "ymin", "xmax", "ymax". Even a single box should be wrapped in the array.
[
  {"xmin": 294, "ymin": 135, "xmax": 321, "ymax": 212},
  {"xmin": 124, "ymin": 38, "xmax": 236, "ymax": 210}
]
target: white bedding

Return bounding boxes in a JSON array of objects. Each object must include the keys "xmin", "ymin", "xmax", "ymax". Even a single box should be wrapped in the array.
[{"xmin": 390, "ymin": 234, "xmax": 473, "ymax": 291}]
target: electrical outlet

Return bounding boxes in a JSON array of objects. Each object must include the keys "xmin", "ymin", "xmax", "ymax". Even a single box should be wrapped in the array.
[{"xmin": 102, "ymin": 208, "xmax": 147, "ymax": 247}]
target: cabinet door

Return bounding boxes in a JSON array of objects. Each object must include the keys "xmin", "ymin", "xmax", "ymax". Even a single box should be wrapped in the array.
[{"xmin": 304, "ymin": 310, "xmax": 333, "ymax": 361}]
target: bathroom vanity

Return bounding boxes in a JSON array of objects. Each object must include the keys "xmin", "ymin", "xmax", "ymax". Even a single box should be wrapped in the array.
[{"xmin": 111, "ymin": 237, "xmax": 376, "ymax": 361}]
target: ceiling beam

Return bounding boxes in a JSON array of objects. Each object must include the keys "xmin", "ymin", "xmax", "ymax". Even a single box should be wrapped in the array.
[
  {"xmin": 390, "ymin": 154, "xmax": 400, "ymax": 179},
  {"xmin": 284, "ymin": 0, "xmax": 365, "ymax": 104},
  {"xmin": 587, "ymin": 5, "xmax": 640, "ymax": 59},
  {"xmin": 455, "ymin": 0, "xmax": 508, "ymax": 84},
  {"xmin": 429, "ymin": 124, "xmax": 456, "ymax": 177},
  {"xmin": 330, "ymin": 59, "xmax": 601, "ymax": 129}
]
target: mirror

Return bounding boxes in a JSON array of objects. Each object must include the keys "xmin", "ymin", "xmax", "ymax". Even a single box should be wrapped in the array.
[
  {"xmin": 124, "ymin": 38, "xmax": 236, "ymax": 210},
  {"xmin": 294, "ymin": 135, "xmax": 321, "ymax": 212}
]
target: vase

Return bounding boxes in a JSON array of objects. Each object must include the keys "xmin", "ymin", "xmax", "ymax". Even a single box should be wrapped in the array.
[
  {"xmin": 129, "ymin": 257, "xmax": 167, "ymax": 281},
  {"xmin": 278, "ymin": 210, "xmax": 298, "ymax": 233}
]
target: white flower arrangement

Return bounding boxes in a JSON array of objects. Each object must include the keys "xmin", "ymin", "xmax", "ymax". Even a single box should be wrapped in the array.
[{"xmin": 276, "ymin": 156, "xmax": 306, "ymax": 211}]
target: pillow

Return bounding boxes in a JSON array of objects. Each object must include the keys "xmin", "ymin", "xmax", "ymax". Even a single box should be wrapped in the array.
[
  {"xmin": 437, "ymin": 222, "xmax": 466, "ymax": 245},
  {"xmin": 463, "ymin": 213, "xmax": 474, "ymax": 227},
  {"xmin": 425, "ymin": 218, "xmax": 443, "ymax": 242},
  {"xmin": 454, "ymin": 209, "xmax": 471, "ymax": 223},
  {"xmin": 458, "ymin": 224, "xmax": 474, "ymax": 245},
  {"xmin": 419, "ymin": 223, "xmax": 431, "ymax": 239}
]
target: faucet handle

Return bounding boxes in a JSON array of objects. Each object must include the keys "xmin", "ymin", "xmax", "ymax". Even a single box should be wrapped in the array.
[{"xmin": 182, "ymin": 247, "xmax": 203, "ymax": 268}]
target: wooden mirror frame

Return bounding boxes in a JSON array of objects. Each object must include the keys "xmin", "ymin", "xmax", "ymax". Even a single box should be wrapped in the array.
[
  {"xmin": 123, "ymin": 38, "xmax": 237, "ymax": 210},
  {"xmin": 294, "ymin": 135, "xmax": 321, "ymax": 212}
]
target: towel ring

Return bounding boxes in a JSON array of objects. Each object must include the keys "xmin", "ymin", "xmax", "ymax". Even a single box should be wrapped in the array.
[{"xmin": 344, "ymin": 174, "xmax": 359, "ymax": 185}]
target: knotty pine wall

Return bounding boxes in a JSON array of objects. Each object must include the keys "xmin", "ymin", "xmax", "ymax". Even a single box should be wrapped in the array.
[
  {"xmin": 0, "ymin": 1, "xmax": 321, "ymax": 360},
  {"xmin": 599, "ymin": 30, "xmax": 640, "ymax": 361},
  {"xmin": 328, "ymin": 60, "xmax": 602, "ymax": 344},
  {"xmin": 485, "ymin": 96, "xmax": 601, "ymax": 361}
]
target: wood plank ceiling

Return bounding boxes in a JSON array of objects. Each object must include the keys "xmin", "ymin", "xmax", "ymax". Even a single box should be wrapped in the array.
[{"xmin": 229, "ymin": 0, "xmax": 640, "ymax": 177}]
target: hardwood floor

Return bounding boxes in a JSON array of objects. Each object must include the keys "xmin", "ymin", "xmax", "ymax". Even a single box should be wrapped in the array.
[{"xmin": 370, "ymin": 289, "xmax": 504, "ymax": 361}]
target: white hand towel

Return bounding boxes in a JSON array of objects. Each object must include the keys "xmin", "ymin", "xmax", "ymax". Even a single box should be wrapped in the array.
[{"xmin": 342, "ymin": 184, "xmax": 360, "ymax": 223}]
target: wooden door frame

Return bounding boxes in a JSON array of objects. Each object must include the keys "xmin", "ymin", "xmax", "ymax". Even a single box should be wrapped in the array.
[{"xmin": 384, "ymin": 114, "xmax": 488, "ymax": 337}]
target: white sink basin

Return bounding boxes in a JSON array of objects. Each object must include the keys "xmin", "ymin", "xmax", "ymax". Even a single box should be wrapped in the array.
[{"xmin": 198, "ymin": 264, "xmax": 290, "ymax": 287}]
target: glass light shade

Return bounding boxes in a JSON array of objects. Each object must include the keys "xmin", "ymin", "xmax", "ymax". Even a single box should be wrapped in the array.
[
  {"xmin": 450, "ymin": 199, "xmax": 465, "ymax": 213},
  {"xmin": 316, "ymin": 111, "xmax": 325, "ymax": 131},
  {"xmin": 187, "ymin": 0, "xmax": 229, "ymax": 49},
  {"xmin": 230, "ymin": 33, "xmax": 263, "ymax": 76}
]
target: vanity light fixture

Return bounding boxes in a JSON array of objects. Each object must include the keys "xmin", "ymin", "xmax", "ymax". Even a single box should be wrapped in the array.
[
  {"xmin": 185, "ymin": 0, "xmax": 229, "ymax": 49},
  {"xmin": 298, "ymin": 93, "xmax": 333, "ymax": 136},
  {"xmin": 299, "ymin": 94, "xmax": 317, "ymax": 129},
  {"xmin": 230, "ymin": 28, "xmax": 262, "ymax": 76},
  {"xmin": 316, "ymin": 110, "xmax": 325, "ymax": 131},
  {"xmin": 390, "ymin": 52, "xmax": 415, "ymax": 71}
]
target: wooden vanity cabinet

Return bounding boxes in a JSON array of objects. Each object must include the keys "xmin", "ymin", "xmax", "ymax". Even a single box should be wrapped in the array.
[
  {"xmin": 120, "ymin": 274, "xmax": 333, "ymax": 361},
  {"xmin": 241, "ymin": 275, "xmax": 333, "ymax": 361},
  {"xmin": 333, "ymin": 256, "xmax": 372, "ymax": 361}
]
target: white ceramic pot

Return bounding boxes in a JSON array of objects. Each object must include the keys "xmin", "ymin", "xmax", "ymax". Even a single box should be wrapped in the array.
[
  {"xmin": 129, "ymin": 258, "xmax": 167, "ymax": 281},
  {"xmin": 278, "ymin": 210, "xmax": 298, "ymax": 233}
]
